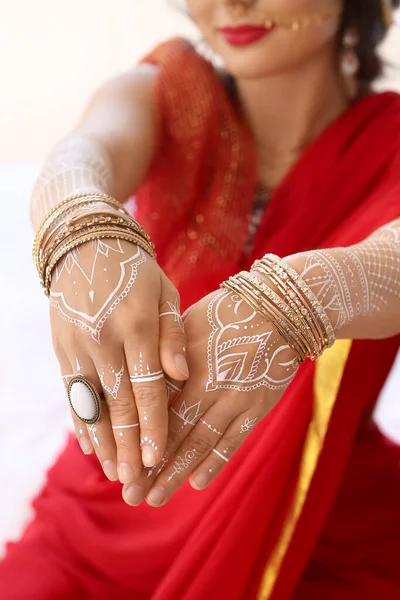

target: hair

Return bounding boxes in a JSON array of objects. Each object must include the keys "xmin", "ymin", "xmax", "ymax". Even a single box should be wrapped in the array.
[{"xmin": 339, "ymin": 0, "xmax": 399, "ymax": 87}]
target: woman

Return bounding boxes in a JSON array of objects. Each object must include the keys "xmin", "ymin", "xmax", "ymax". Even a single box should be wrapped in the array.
[{"xmin": 1, "ymin": 0, "xmax": 400, "ymax": 598}]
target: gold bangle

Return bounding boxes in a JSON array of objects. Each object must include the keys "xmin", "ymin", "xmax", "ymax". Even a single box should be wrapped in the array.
[
  {"xmin": 221, "ymin": 276, "xmax": 307, "ymax": 363},
  {"xmin": 39, "ymin": 212, "xmax": 153, "ymax": 274},
  {"xmin": 260, "ymin": 254, "xmax": 335, "ymax": 349},
  {"xmin": 252, "ymin": 263, "xmax": 321, "ymax": 359},
  {"xmin": 44, "ymin": 228, "xmax": 155, "ymax": 295},
  {"xmin": 237, "ymin": 272, "xmax": 312, "ymax": 358},
  {"xmin": 33, "ymin": 193, "xmax": 130, "ymax": 268}
]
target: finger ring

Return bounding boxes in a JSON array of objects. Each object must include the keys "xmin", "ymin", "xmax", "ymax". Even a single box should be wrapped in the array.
[{"xmin": 67, "ymin": 375, "xmax": 102, "ymax": 425}]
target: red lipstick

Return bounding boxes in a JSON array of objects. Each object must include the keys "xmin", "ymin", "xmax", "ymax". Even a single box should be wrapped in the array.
[{"xmin": 219, "ymin": 24, "xmax": 274, "ymax": 47}]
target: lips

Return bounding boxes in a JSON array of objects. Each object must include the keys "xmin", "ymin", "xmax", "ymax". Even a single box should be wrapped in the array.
[{"xmin": 219, "ymin": 24, "xmax": 274, "ymax": 46}]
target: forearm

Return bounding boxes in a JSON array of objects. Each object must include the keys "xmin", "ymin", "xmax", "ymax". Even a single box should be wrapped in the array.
[
  {"xmin": 30, "ymin": 135, "xmax": 116, "ymax": 230},
  {"xmin": 287, "ymin": 219, "xmax": 400, "ymax": 340}
]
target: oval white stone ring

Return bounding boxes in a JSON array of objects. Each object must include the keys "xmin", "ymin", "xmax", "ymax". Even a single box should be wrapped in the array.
[{"xmin": 67, "ymin": 375, "xmax": 102, "ymax": 425}]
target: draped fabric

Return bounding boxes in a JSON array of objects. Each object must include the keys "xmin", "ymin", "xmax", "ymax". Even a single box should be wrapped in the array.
[{"xmin": 1, "ymin": 38, "xmax": 400, "ymax": 600}]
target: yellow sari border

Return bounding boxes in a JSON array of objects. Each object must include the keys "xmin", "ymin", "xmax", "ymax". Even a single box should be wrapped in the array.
[{"xmin": 257, "ymin": 339, "xmax": 353, "ymax": 599}]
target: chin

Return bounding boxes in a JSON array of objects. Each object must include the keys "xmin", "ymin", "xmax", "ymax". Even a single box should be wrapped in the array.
[{"xmin": 218, "ymin": 53, "xmax": 288, "ymax": 81}]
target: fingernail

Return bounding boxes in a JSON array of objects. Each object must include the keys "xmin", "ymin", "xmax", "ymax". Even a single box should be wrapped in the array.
[
  {"xmin": 80, "ymin": 437, "xmax": 93, "ymax": 455},
  {"xmin": 118, "ymin": 462, "xmax": 135, "ymax": 484},
  {"xmin": 123, "ymin": 484, "xmax": 144, "ymax": 507},
  {"xmin": 191, "ymin": 472, "xmax": 210, "ymax": 491},
  {"xmin": 146, "ymin": 485, "xmax": 166, "ymax": 507},
  {"xmin": 103, "ymin": 460, "xmax": 118, "ymax": 482},
  {"xmin": 142, "ymin": 446, "xmax": 156, "ymax": 468},
  {"xmin": 174, "ymin": 353, "xmax": 189, "ymax": 378}
]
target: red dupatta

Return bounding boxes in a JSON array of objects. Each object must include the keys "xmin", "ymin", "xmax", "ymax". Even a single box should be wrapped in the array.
[{"xmin": 136, "ymin": 39, "xmax": 400, "ymax": 599}]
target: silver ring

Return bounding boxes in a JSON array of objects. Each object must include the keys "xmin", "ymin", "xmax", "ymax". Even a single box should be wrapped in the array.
[{"xmin": 67, "ymin": 375, "xmax": 102, "ymax": 425}]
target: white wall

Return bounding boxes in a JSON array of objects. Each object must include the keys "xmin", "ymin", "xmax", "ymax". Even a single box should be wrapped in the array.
[
  {"xmin": 0, "ymin": 0, "xmax": 197, "ymax": 161},
  {"xmin": 0, "ymin": 1, "xmax": 398, "ymax": 162}
]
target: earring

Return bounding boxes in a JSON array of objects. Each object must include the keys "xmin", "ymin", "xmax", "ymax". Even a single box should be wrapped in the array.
[{"xmin": 341, "ymin": 29, "xmax": 360, "ymax": 77}]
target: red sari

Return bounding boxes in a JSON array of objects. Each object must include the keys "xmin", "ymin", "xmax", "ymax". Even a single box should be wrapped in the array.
[{"xmin": 1, "ymin": 39, "xmax": 400, "ymax": 600}]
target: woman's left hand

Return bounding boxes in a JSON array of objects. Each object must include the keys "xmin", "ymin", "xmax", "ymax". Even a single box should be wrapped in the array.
[{"xmin": 123, "ymin": 287, "xmax": 299, "ymax": 507}]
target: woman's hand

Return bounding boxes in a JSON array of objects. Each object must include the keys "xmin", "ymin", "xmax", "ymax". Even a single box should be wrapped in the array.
[
  {"xmin": 122, "ymin": 288, "xmax": 298, "ymax": 507},
  {"xmin": 50, "ymin": 238, "xmax": 188, "ymax": 484}
]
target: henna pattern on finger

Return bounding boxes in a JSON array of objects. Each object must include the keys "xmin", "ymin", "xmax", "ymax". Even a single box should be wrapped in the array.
[
  {"xmin": 201, "ymin": 419, "xmax": 223, "ymax": 436},
  {"xmin": 206, "ymin": 291, "xmax": 298, "ymax": 393},
  {"xmin": 98, "ymin": 362, "xmax": 124, "ymax": 400},
  {"xmin": 171, "ymin": 400, "xmax": 203, "ymax": 426},
  {"xmin": 213, "ymin": 448, "xmax": 229, "ymax": 463},
  {"xmin": 88, "ymin": 425, "xmax": 100, "ymax": 448},
  {"xmin": 167, "ymin": 449, "xmax": 198, "ymax": 482},
  {"xmin": 240, "ymin": 417, "xmax": 258, "ymax": 434},
  {"xmin": 50, "ymin": 244, "xmax": 147, "ymax": 344},
  {"xmin": 160, "ymin": 299, "xmax": 184, "ymax": 332},
  {"xmin": 141, "ymin": 437, "xmax": 158, "ymax": 451},
  {"xmin": 129, "ymin": 353, "xmax": 163, "ymax": 383}
]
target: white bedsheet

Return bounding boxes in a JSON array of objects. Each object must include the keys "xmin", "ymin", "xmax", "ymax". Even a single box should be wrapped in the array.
[{"xmin": 0, "ymin": 163, "xmax": 399, "ymax": 557}]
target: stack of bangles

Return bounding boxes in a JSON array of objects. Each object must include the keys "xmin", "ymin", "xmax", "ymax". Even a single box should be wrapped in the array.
[
  {"xmin": 222, "ymin": 253, "xmax": 335, "ymax": 363},
  {"xmin": 32, "ymin": 191, "xmax": 156, "ymax": 296}
]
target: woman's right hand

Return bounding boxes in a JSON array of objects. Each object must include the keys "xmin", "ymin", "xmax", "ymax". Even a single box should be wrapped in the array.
[{"xmin": 50, "ymin": 237, "xmax": 188, "ymax": 485}]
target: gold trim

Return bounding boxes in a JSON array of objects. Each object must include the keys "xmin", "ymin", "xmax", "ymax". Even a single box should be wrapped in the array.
[{"xmin": 257, "ymin": 339, "xmax": 353, "ymax": 599}]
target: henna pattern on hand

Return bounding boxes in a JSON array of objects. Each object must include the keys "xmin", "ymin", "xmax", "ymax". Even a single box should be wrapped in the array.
[
  {"xmin": 206, "ymin": 291, "xmax": 298, "ymax": 393},
  {"xmin": 50, "ymin": 242, "xmax": 147, "ymax": 343}
]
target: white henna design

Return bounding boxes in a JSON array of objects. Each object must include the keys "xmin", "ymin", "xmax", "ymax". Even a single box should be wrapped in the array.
[
  {"xmin": 160, "ymin": 299, "xmax": 184, "ymax": 332},
  {"xmin": 167, "ymin": 449, "xmax": 197, "ymax": 482},
  {"xmin": 141, "ymin": 437, "xmax": 158, "ymax": 451},
  {"xmin": 201, "ymin": 419, "xmax": 223, "ymax": 436},
  {"xmin": 240, "ymin": 417, "xmax": 258, "ymax": 434},
  {"xmin": 206, "ymin": 291, "xmax": 297, "ymax": 393},
  {"xmin": 213, "ymin": 449, "xmax": 229, "ymax": 463},
  {"xmin": 298, "ymin": 220, "xmax": 400, "ymax": 330},
  {"xmin": 129, "ymin": 353, "xmax": 163, "ymax": 383},
  {"xmin": 112, "ymin": 424, "xmax": 139, "ymax": 430},
  {"xmin": 97, "ymin": 363, "xmax": 124, "ymax": 400},
  {"xmin": 171, "ymin": 400, "xmax": 203, "ymax": 426},
  {"xmin": 31, "ymin": 137, "xmax": 114, "ymax": 229},
  {"xmin": 88, "ymin": 425, "xmax": 100, "ymax": 447},
  {"xmin": 51, "ymin": 245, "xmax": 147, "ymax": 343}
]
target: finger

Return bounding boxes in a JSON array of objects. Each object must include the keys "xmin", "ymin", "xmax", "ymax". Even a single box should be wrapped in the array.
[
  {"xmin": 122, "ymin": 392, "xmax": 207, "ymax": 506},
  {"xmin": 165, "ymin": 376, "xmax": 184, "ymax": 406},
  {"xmin": 66, "ymin": 355, "xmax": 119, "ymax": 481},
  {"xmin": 189, "ymin": 412, "xmax": 260, "ymax": 491},
  {"xmin": 95, "ymin": 356, "xmax": 142, "ymax": 485},
  {"xmin": 144, "ymin": 401, "xmax": 236, "ymax": 507},
  {"xmin": 60, "ymin": 359, "xmax": 94, "ymax": 456},
  {"xmin": 125, "ymin": 321, "xmax": 169, "ymax": 469},
  {"xmin": 159, "ymin": 276, "xmax": 189, "ymax": 382}
]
